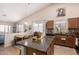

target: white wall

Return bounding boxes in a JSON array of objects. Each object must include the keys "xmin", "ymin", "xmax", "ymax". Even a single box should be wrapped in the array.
[{"xmin": 17, "ymin": 4, "xmax": 79, "ymax": 23}]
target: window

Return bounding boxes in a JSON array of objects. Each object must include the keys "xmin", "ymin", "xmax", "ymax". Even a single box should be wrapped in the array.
[
  {"xmin": 0, "ymin": 25, "xmax": 11, "ymax": 33},
  {"xmin": 16, "ymin": 24, "xmax": 24, "ymax": 32},
  {"xmin": 54, "ymin": 21, "xmax": 67, "ymax": 33},
  {"xmin": 5, "ymin": 25, "xmax": 8, "ymax": 33},
  {"xmin": 39, "ymin": 24, "xmax": 43, "ymax": 32},
  {"xmin": 0, "ymin": 25, "xmax": 5, "ymax": 32},
  {"xmin": 19, "ymin": 25, "xmax": 24, "ymax": 32},
  {"xmin": 33, "ymin": 23, "xmax": 38, "ymax": 32},
  {"xmin": 8, "ymin": 25, "xmax": 11, "ymax": 33},
  {"xmin": 33, "ymin": 23, "xmax": 43, "ymax": 33},
  {"xmin": 5, "ymin": 25, "xmax": 11, "ymax": 33}
]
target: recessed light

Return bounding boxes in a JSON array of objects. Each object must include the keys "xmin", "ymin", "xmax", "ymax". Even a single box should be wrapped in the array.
[
  {"xmin": 2, "ymin": 14, "xmax": 7, "ymax": 16},
  {"xmin": 28, "ymin": 3, "xmax": 30, "ymax": 5}
]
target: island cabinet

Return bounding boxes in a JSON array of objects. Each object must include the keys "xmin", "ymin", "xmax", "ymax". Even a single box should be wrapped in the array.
[
  {"xmin": 27, "ymin": 47, "xmax": 46, "ymax": 55},
  {"xmin": 27, "ymin": 42, "xmax": 54, "ymax": 55},
  {"xmin": 68, "ymin": 17, "xmax": 79, "ymax": 29},
  {"xmin": 47, "ymin": 41, "xmax": 54, "ymax": 55},
  {"xmin": 16, "ymin": 36, "xmax": 54, "ymax": 55},
  {"xmin": 54, "ymin": 35, "xmax": 76, "ymax": 48}
]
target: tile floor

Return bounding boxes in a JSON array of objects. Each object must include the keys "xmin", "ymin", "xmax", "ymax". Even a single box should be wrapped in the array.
[
  {"xmin": 0, "ymin": 45, "xmax": 78, "ymax": 55},
  {"xmin": 0, "ymin": 45, "xmax": 20, "ymax": 55},
  {"xmin": 54, "ymin": 45, "xmax": 77, "ymax": 55}
]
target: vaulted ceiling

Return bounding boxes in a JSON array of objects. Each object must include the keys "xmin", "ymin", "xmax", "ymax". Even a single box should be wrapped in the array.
[{"xmin": 0, "ymin": 3, "xmax": 50, "ymax": 23}]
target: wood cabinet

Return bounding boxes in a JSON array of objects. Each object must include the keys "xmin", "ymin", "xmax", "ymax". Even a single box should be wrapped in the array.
[
  {"xmin": 47, "ymin": 46, "xmax": 51, "ymax": 55},
  {"xmin": 27, "ymin": 47, "xmax": 46, "ymax": 55},
  {"xmin": 54, "ymin": 35, "xmax": 76, "ymax": 48},
  {"xmin": 68, "ymin": 17, "xmax": 79, "ymax": 38},
  {"xmin": 27, "ymin": 41, "xmax": 54, "ymax": 55},
  {"xmin": 46, "ymin": 20, "xmax": 54, "ymax": 29},
  {"xmin": 65, "ymin": 36, "xmax": 75, "ymax": 48},
  {"xmin": 46, "ymin": 20, "xmax": 54, "ymax": 35},
  {"xmin": 77, "ymin": 17, "xmax": 79, "ymax": 28},
  {"xmin": 54, "ymin": 35, "xmax": 66, "ymax": 46},
  {"xmin": 68, "ymin": 18, "xmax": 79, "ymax": 29},
  {"xmin": 27, "ymin": 44, "xmax": 54, "ymax": 55},
  {"xmin": 47, "ymin": 41, "xmax": 54, "ymax": 55}
]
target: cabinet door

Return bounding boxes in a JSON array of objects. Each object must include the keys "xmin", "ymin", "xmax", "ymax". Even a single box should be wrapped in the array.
[
  {"xmin": 47, "ymin": 42, "xmax": 54, "ymax": 55},
  {"xmin": 65, "ymin": 36, "xmax": 75, "ymax": 48},
  {"xmin": 46, "ymin": 20, "xmax": 54, "ymax": 29},
  {"xmin": 54, "ymin": 36, "xmax": 66, "ymax": 46},
  {"xmin": 27, "ymin": 47, "xmax": 33, "ymax": 55},
  {"xmin": 77, "ymin": 18, "xmax": 79, "ymax": 28},
  {"xmin": 68, "ymin": 18, "xmax": 77, "ymax": 28},
  {"xmin": 47, "ymin": 47, "xmax": 51, "ymax": 55},
  {"xmin": 27, "ymin": 47, "xmax": 46, "ymax": 55},
  {"xmin": 50, "ymin": 43, "xmax": 54, "ymax": 55}
]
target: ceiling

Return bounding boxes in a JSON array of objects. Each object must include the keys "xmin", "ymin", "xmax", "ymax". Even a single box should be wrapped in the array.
[{"xmin": 0, "ymin": 3, "xmax": 51, "ymax": 23}]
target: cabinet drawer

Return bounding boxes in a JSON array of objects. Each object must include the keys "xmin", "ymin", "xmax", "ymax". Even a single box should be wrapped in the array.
[{"xmin": 55, "ymin": 38, "xmax": 66, "ymax": 46}]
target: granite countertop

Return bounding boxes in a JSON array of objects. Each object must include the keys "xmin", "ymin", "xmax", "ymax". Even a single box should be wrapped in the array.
[
  {"xmin": 16, "ymin": 36, "xmax": 54, "ymax": 52},
  {"xmin": 53, "ymin": 33, "xmax": 76, "ymax": 37}
]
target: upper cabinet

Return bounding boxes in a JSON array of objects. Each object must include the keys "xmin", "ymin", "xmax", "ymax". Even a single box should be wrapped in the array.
[
  {"xmin": 77, "ymin": 18, "xmax": 79, "ymax": 28},
  {"xmin": 68, "ymin": 18, "xmax": 79, "ymax": 29},
  {"xmin": 68, "ymin": 17, "xmax": 79, "ymax": 38},
  {"xmin": 46, "ymin": 20, "xmax": 54, "ymax": 35},
  {"xmin": 46, "ymin": 20, "xmax": 54, "ymax": 29}
]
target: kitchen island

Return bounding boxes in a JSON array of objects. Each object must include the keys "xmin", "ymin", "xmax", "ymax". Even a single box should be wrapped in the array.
[{"xmin": 16, "ymin": 36, "xmax": 55, "ymax": 55}]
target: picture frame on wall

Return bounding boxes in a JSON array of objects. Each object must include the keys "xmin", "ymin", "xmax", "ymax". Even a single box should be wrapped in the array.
[{"xmin": 57, "ymin": 8, "xmax": 65, "ymax": 17}]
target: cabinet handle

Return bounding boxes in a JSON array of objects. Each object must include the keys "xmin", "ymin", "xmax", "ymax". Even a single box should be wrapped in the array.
[
  {"xmin": 61, "ymin": 38, "xmax": 66, "ymax": 40},
  {"xmin": 33, "ymin": 52, "xmax": 36, "ymax": 55}
]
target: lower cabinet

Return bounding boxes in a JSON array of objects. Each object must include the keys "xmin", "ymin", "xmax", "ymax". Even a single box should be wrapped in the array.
[
  {"xmin": 51, "ymin": 43, "xmax": 54, "ymax": 54},
  {"xmin": 27, "ymin": 47, "xmax": 46, "ymax": 55},
  {"xmin": 54, "ymin": 35, "xmax": 76, "ymax": 48},
  {"xmin": 47, "ymin": 47, "xmax": 51, "ymax": 55},
  {"xmin": 47, "ymin": 42, "xmax": 54, "ymax": 55},
  {"xmin": 27, "ymin": 44, "xmax": 54, "ymax": 55},
  {"xmin": 65, "ymin": 36, "xmax": 75, "ymax": 48}
]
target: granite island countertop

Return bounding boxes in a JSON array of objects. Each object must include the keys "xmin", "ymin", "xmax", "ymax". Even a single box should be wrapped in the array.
[{"xmin": 16, "ymin": 36, "xmax": 54, "ymax": 52}]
